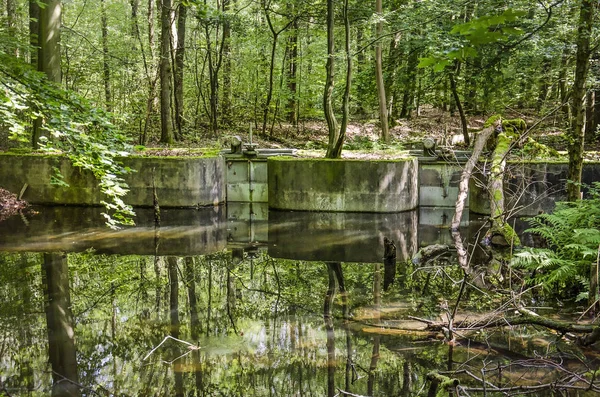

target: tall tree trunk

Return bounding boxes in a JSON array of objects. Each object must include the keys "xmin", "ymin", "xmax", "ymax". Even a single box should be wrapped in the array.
[
  {"xmin": 174, "ymin": 2, "xmax": 187, "ymax": 139},
  {"xmin": 159, "ymin": 0, "xmax": 174, "ymax": 144},
  {"xmin": 130, "ymin": 0, "xmax": 139, "ymax": 41},
  {"xmin": 33, "ymin": 0, "xmax": 62, "ymax": 148},
  {"xmin": 323, "ymin": 0, "xmax": 338, "ymax": 156},
  {"xmin": 567, "ymin": 0, "xmax": 594, "ymax": 201},
  {"xmin": 400, "ymin": 45, "xmax": 419, "ymax": 119},
  {"xmin": 261, "ymin": 3, "xmax": 295, "ymax": 137},
  {"xmin": 536, "ymin": 57, "xmax": 552, "ymax": 111},
  {"xmin": 6, "ymin": 0, "xmax": 17, "ymax": 56},
  {"xmin": 375, "ymin": 0, "xmax": 389, "ymax": 142},
  {"xmin": 385, "ymin": 34, "xmax": 401, "ymax": 125},
  {"xmin": 558, "ymin": 45, "xmax": 571, "ymax": 121},
  {"xmin": 148, "ymin": 0, "xmax": 156, "ymax": 59},
  {"xmin": 100, "ymin": 0, "xmax": 112, "ymax": 112},
  {"xmin": 221, "ymin": 0, "xmax": 232, "ymax": 123},
  {"xmin": 286, "ymin": 18, "xmax": 298, "ymax": 125},
  {"xmin": 449, "ymin": 61, "xmax": 470, "ymax": 146},
  {"xmin": 325, "ymin": 0, "xmax": 351, "ymax": 159},
  {"xmin": 42, "ymin": 253, "xmax": 80, "ymax": 397},
  {"xmin": 29, "ymin": 0, "xmax": 39, "ymax": 65}
]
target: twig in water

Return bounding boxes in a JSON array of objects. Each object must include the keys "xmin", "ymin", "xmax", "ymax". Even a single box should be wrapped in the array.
[{"xmin": 142, "ymin": 335, "xmax": 200, "ymax": 361}]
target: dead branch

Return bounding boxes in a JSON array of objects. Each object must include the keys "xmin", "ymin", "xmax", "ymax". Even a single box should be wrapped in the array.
[{"xmin": 451, "ymin": 123, "xmax": 498, "ymax": 230}]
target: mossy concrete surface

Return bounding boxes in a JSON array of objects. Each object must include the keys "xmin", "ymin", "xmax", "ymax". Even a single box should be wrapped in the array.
[
  {"xmin": 470, "ymin": 162, "xmax": 600, "ymax": 216},
  {"xmin": 0, "ymin": 154, "xmax": 225, "ymax": 207},
  {"xmin": 268, "ymin": 157, "xmax": 418, "ymax": 212},
  {"xmin": 419, "ymin": 163, "xmax": 465, "ymax": 207}
]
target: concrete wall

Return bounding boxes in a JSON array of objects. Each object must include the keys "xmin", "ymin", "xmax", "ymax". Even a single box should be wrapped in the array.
[
  {"xmin": 419, "ymin": 162, "xmax": 465, "ymax": 207},
  {"xmin": 225, "ymin": 158, "xmax": 268, "ymax": 202},
  {"xmin": 469, "ymin": 162, "xmax": 600, "ymax": 216},
  {"xmin": 268, "ymin": 157, "xmax": 418, "ymax": 212},
  {"xmin": 0, "ymin": 153, "xmax": 225, "ymax": 207}
]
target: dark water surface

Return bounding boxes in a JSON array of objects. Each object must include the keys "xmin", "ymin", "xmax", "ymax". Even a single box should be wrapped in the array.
[{"xmin": 0, "ymin": 206, "xmax": 598, "ymax": 396}]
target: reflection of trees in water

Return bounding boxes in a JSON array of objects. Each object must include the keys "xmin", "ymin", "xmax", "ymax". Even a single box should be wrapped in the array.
[
  {"xmin": 2, "ymin": 251, "xmax": 599, "ymax": 396},
  {"xmin": 42, "ymin": 253, "xmax": 80, "ymax": 397}
]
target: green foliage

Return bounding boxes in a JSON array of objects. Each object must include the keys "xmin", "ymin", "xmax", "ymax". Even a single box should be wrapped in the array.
[
  {"xmin": 513, "ymin": 183, "xmax": 600, "ymax": 300},
  {"xmin": 0, "ymin": 50, "xmax": 135, "ymax": 228},
  {"xmin": 418, "ymin": 8, "xmax": 527, "ymax": 71}
]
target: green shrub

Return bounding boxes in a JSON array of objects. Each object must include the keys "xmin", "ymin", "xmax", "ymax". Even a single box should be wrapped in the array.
[{"xmin": 512, "ymin": 183, "xmax": 600, "ymax": 301}]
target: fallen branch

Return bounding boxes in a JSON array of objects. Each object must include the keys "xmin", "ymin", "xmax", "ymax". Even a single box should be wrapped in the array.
[{"xmin": 451, "ymin": 123, "xmax": 498, "ymax": 230}]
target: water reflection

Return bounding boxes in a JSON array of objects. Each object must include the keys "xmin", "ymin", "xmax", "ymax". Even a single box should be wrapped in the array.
[{"xmin": 0, "ymin": 206, "xmax": 599, "ymax": 396}]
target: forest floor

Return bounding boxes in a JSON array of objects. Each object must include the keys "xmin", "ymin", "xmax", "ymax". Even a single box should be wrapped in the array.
[{"xmin": 142, "ymin": 106, "xmax": 600, "ymax": 160}]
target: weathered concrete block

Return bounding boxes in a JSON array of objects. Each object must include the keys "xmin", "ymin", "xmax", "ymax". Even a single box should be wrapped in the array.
[
  {"xmin": 0, "ymin": 153, "xmax": 225, "ymax": 207},
  {"xmin": 268, "ymin": 157, "xmax": 418, "ymax": 212},
  {"xmin": 469, "ymin": 161, "xmax": 600, "ymax": 216},
  {"xmin": 418, "ymin": 163, "xmax": 465, "ymax": 207}
]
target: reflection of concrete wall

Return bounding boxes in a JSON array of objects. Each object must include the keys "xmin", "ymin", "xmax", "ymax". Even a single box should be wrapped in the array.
[
  {"xmin": 470, "ymin": 162, "xmax": 600, "ymax": 216},
  {"xmin": 0, "ymin": 206, "xmax": 227, "ymax": 255},
  {"xmin": 268, "ymin": 210, "xmax": 418, "ymax": 262},
  {"xmin": 268, "ymin": 158, "xmax": 418, "ymax": 212},
  {"xmin": 0, "ymin": 154, "xmax": 225, "ymax": 207},
  {"xmin": 226, "ymin": 202, "xmax": 268, "ymax": 244}
]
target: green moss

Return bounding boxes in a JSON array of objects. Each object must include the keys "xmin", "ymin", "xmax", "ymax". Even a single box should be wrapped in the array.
[
  {"xmin": 503, "ymin": 118, "xmax": 527, "ymax": 134},
  {"xmin": 268, "ymin": 156, "xmax": 415, "ymax": 163},
  {"xmin": 484, "ymin": 114, "xmax": 502, "ymax": 128},
  {"xmin": 495, "ymin": 222, "xmax": 521, "ymax": 246}
]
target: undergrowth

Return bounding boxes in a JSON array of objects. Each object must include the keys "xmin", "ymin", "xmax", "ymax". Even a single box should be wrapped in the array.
[{"xmin": 513, "ymin": 183, "xmax": 600, "ymax": 302}]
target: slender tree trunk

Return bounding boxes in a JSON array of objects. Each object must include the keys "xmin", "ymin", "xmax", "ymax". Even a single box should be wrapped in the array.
[
  {"xmin": 42, "ymin": 253, "xmax": 80, "ymax": 397},
  {"xmin": 536, "ymin": 58, "xmax": 552, "ymax": 111},
  {"xmin": 263, "ymin": 22, "xmax": 279, "ymax": 137},
  {"xmin": 585, "ymin": 90, "xmax": 595, "ymax": 139},
  {"xmin": 567, "ymin": 0, "xmax": 594, "ymax": 201},
  {"xmin": 100, "ymin": 0, "xmax": 112, "ymax": 112},
  {"xmin": 33, "ymin": 0, "xmax": 62, "ymax": 148},
  {"xmin": 174, "ymin": 2, "xmax": 187, "ymax": 139},
  {"xmin": 286, "ymin": 18, "xmax": 298, "ymax": 125},
  {"xmin": 449, "ymin": 61, "xmax": 470, "ymax": 146},
  {"xmin": 385, "ymin": 34, "xmax": 401, "ymax": 125},
  {"xmin": 323, "ymin": 0, "xmax": 338, "ymax": 156},
  {"xmin": 375, "ymin": 0, "xmax": 389, "ymax": 142},
  {"xmin": 400, "ymin": 45, "xmax": 419, "ymax": 119},
  {"xmin": 325, "ymin": 0, "xmax": 351, "ymax": 159},
  {"xmin": 148, "ymin": 0, "xmax": 156, "ymax": 59},
  {"xmin": 29, "ymin": 0, "xmax": 39, "ymax": 65},
  {"xmin": 6, "ymin": 0, "xmax": 17, "ymax": 56},
  {"xmin": 221, "ymin": 0, "xmax": 232, "ymax": 123},
  {"xmin": 558, "ymin": 45, "xmax": 571, "ymax": 120},
  {"xmin": 159, "ymin": 0, "xmax": 174, "ymax": 144},
  {"xmin": 130, "ymin": 0, "xmax": 139, "ymax": 41}
]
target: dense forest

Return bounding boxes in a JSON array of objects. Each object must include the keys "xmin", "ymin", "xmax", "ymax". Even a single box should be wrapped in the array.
[
  {"xmin": 0, "ymin": 0, "xmax": 599, "ymax": 215},
  {"xmin": 0, "ymin": 0, "xmax": 598, "ymax": 145}
]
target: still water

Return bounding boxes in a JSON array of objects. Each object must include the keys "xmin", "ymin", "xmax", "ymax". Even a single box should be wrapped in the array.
[{"xmin": 0, "ymin": 205, "xmax": 598, "ymax": 396}]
